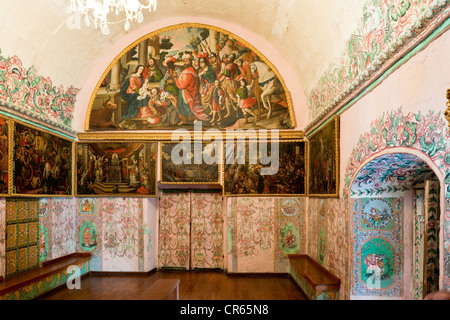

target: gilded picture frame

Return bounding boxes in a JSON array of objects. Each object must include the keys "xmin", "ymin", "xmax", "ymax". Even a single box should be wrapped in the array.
[
  {"xmin": 160, "ymin": 140, "xmax": 221, "ymax": 185},
  {"xmin": 75, "ymin": 141, "xmax": 158, "ymax": 197},
  {"xmin": 222, "ymin": 139, "xmax": 307, "ymax": 197},
  {"xmin": 10, "ymin": 120, "xmax": 74, "ymax": 197},
  {"xmin": 307, "ymin": 115, "xmax": 340, "ymax": 197},
  {"xmin": 0, "ymin": 115, "xmax": 10, "ymax": 196},
  {"xmin": 85, "ymin": 23, "xmax": 296, "ymax": 132}
]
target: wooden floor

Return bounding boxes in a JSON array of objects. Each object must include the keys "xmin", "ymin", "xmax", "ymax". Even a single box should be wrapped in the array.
[{"xmin": 38, "ymin": 271, "xmax": 308, "ymax": 300}]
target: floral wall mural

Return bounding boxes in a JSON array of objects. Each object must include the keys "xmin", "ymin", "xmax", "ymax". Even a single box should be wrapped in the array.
[
  {"xmin": 306, "ymin": 0, "xmax": 450, "ymax": 128},
  {"xmin": 227, "ymin": 197, "xmax": 306, "ymax": 273},
  {"xmin": 0, "ymin": 50, "xmax": 78, "ymax": 134}
]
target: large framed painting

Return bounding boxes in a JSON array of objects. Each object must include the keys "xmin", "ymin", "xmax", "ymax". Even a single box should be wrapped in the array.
[
  {"xmin": 86, "ymin": 23, "xmax": 295, "ymax": 132},
  {"xmin": 222, "ymin": 140, "xmax": 306, "ymax": 196},
  {"xmin": 11, "ymin": 120, "xmax": 73, "ymax": 197},
  {"xmin": 160, "ymin": 141, "xmax": 220, "ymax": 184},
  {"xmin": 75, "ymin": 141, "xmax": 157, "ymax": 197},
  {"xmin": 0, "ymin": 115, "xmax": 9, "ymax": 196},
  {"xmin": 307, "ymin": 115, "xmax": 339, "ymax": 197}
]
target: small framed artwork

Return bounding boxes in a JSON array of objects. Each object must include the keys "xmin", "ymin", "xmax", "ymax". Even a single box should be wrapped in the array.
[
  {"xmin": 75, "ymin": 141, "xmax": 157, "ymax": 197},
  {"xmin": 0, "ymin": 115, "xmax": 9, "ymax": 196},
  {"xmin": 307, "ymin": 115, "xmax": 339, "ymax": 197},
  {"xmin": 222, "ymin": 139, "xmax": 306, "ymax": 196},
  {"xmin": 11, "ymin": 120, "xmax": 73, "ymax": 197},
  {"xmin": 160, "ymin": 140, "xmax": 221, "ymax": 184}
]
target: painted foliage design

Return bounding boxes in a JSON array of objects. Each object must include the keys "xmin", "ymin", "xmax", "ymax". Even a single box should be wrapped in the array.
[
  {"xmin": 351, "ymin": 153, "xmax": 433, "ymax": 197},
  {"xmin": 101, "ymin": 197, "xmax": 144, "ymax": 271},
  {"xmin": 307, "ymin": 0, "xmax": 449, "ymax": 124},
  {"xmin": 158, "ymin": 192, "xmax": 191, "ymax": 269},
  {"xmin": 0, "ymin": 116, "xmax": 7, "ymax": 194},
  {"xmin": 0, "ymin": 49, "xmax": 78, "ymax": 129},
  {"xmin": 89, "ymin": 24, "xmax": 294, "ymax": 131},
  {"xmin": 38, "ymin": 198, "xmax": 76, "ymax": 262},
  {"xmin": 190, "ymin": 192, "xmax": 223, "ymax": 269},
  {"xmin": 343, "ymin": 107, "xmax": 450, "ymax": 290},
  {"xmin": 352, "ymin": 197, "xmax": 403, "ymax": 296},
  {"xmin": 274, "ymin": 197, "xmax": 306, "ymax": 273}
]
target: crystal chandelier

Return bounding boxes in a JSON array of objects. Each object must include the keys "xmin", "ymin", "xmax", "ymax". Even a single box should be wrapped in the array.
[{"xmin": 70, "ymin": 0, "xmax": 157, "ymax": 35}]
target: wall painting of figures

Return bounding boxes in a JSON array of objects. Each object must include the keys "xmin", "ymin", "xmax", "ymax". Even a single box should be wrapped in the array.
[
  {"xmin": 223, "ymin": 140, "xmax": 306, "ymax": 196},
  {"xmin": 75, "ymin": 142, "xmax": 157, "ymax": 197},
  {"xmin": 0, "ymin": 115, "xmax": 9, "ymax": 196},
  {"xmin": 307, "ymin": 115, "xmax": 339, "ymax": 197},
  {"xmin": 86, "ymin": 23, "xmax": 295, "ymax": 132},
  {"xmin": 160, "ymin": 141, "xmax": 220, "ymax": 184},
  {"xmin": 11, "ymin": 121, "xmax": 73, "ymax": 197}
]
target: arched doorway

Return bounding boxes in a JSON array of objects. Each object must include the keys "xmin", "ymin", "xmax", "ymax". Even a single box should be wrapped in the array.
[{"xmin": 348, "ymin": 150, "xmax": 443, "ymax": 299}]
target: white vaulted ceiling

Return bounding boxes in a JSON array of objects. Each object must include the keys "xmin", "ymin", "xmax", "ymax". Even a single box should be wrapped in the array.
[{"xmin": 0, "ymin": 0, "xmax": 366, "ymax": 130}]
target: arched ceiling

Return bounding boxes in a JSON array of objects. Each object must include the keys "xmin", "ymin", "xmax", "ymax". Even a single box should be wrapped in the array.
[{"xmin": 0, "ymin": 0, "xmax": 367, "ymax": 131}]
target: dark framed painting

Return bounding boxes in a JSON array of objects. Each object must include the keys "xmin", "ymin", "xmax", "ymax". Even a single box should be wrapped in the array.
[
  {"xmin": 75, "ymin": 141, "xmax": 157, "ymax": 197},
  {"xmin": 222, "ymin": 139, "xmax": 306, "ymax": 196},
  {"xmin": 307, "ymin": 115, "xmax": 340, "ymax": 197},
  {"xmin": 160, "ymin": 141, "xmax": 220, "ymax": 184},
  {"xmin": 86, "ymin": 23, "xmax": 295, "ymax": 132},
  {"xmin": 11, "ymin": 120, "xmax": 73, "ymax": 197},
  {"xmin": 0, "ymin": 115, "xmax": 9, "ymax": 196}
]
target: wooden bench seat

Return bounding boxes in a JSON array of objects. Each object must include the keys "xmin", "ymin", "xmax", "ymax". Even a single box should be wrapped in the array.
[
  {"xmin": 288, "ymin": 254, "xmax": 340, "ymax": 300},
  {"xmin": 140, "ymin": 279, "xmax": 180, "ymax": 300},
  {"xmin": 0, "ymin": 253, "xmax": 91, "ymax": 300}
]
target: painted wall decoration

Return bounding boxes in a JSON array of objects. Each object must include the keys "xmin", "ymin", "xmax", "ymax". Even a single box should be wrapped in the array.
[
  {"xmin": 0, "ymin": 49, "xmax": 78, "ymax": 132},
  {"xmin": 75, "ymin": 142, "xmax": 157, "ymax": 197},
  {"xmin": 352, "ymin": 197, "xmax": 403, "ymax": 297},
  {"xmin": 160, "ymin": 141, "xmax": 220, "ymax": 184},
  {"xmin": 341, "ymin": 107, "xmax": 450, "ymax": 290},
  {"xmin": 274, "ymin": 197, "xmax": 306, "ymax": 273},
  {"xmin": 306, "ymin": 0, "xmax": 449, "ymax": 127},
  {"xmin": 11, "ymin": 121, "xmax": 73, "ymax": 196},
  {"xmin": 360, "ymin": 198, "xmax": 395, "ymax": 230},
  {"xmin": 227, "ymin": 197, "xmax": 306, "ymax": 273},
  {"xmin": 307, "ymin": 115, "xmax": 339, "ymax": 197},
  {"xmin": 307, "ymin": 198, "xmax": 349, "ymax": 299},
  {"xmin": 101, "ymin": 197, "xmax": 144, "ymax": 272},
  {"xmin": 5, "ymin": 199, "xmax": 39, "ymax": 277},
  {"xmin": 0, "ymin": 198, "xmax": 5, "ymax": 278},
  {"xmin": 223, "ymin": 140, "xmax": 306, "ymax": 196},
  {"xmin": 86, "ymin": 23, "xmax": 295, "ymax": 132},
  {"xmin": 158, "ymin": 191, "xmax": 191, "ymax": 270},
  {"xmin": 351, "ymin": 153, "xmax": 434, "ymax": 197},
  {"xmin": 0, "ymin": 116, "xmax": 8, "ymax": 195},
  {"xmin": 38, "ymin": 198, "xmax": 76, "ymax": 263},
  {"xmin": 190, "ymin": 192, "xmax": 224, "ymax": 270},
  {"xmin": 424, "ymin": 180, "xmax": 440, "ymax": 295}
]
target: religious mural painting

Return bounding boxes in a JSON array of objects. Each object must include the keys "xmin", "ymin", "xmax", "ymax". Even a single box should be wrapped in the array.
[
  {"xmin": 223, "ymin": 140, "xmax": 306, "ymax": 196},
  {"xmin": 87, "ymin": 23, "xmax": 295, "ymax": 132},
  {"xmin": 160, "ymin": 141, "xmax": 220, "ymax": 184},
  {"xmin": 307, "ymin": 115, "xmax": 339, "ymax": 197},
  {"xmin": 11, "ymin": 121, "xmax": 73, "ymax": 197},
  {"xmin": 0, "ymin": 115, "xmax": 9, "ymax": 196},
  {"xmin": 75, "ymin": 142, "xmax": 157, "ymax": 197},
  {"xmin": 352, "ymin": 197, "xmax": 403, "ymax": 297}
]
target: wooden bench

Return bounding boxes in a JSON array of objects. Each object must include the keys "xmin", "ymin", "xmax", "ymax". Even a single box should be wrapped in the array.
[
  {"xmin": 288, "ymin": 254, "xmax": 340, "ymax": 300},
  {"xmin": 0, "ymin": 253, "xmax": 91, "ymax": 300},
  {"xmin": 140, "ymin": 279, "xmax": 180, "ymax": 300}
]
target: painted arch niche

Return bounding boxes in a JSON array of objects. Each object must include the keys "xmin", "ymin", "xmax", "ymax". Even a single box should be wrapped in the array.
[
  {"xmin": 86, "ymin": 23, "xmax": 295, "ymax": 131},
  {"xmin": 350, "ymin": 152, "xmax": 441, "ymax": 299}
]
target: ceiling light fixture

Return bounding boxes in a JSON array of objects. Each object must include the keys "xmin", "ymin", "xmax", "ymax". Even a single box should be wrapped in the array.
[{"xmin": 70, "ymin": 0, "xmax": 157, "ymax": 35}]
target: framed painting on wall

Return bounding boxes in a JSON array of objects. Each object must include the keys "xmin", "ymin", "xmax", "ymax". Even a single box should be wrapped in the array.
[
  {"xmin": 160, "ymin": 140, "xmax": 221, "ymax": 184},
  {"xmin": 222, "ymin": 139, "xmax": 306, "ymax": 196},
  {"xmin": 307, "ymin": 115, "xmax": 340, "ymax": 197},
  {"xmin": 0, "ymin": 115, "xmax": 9, "ymax": 196},
  {"xmin": 86, "ymin": 23, "xmax": 296, "ymax": 132},
  {"xmin": 75, "ymin": 141, "xmax": 157, "ymax": 197},
  {"xmin": 11, "ymin": 120, "xmax": 73, "ymax": 197}
]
